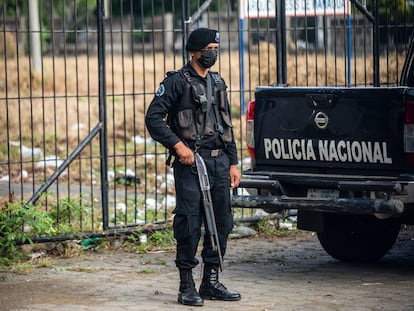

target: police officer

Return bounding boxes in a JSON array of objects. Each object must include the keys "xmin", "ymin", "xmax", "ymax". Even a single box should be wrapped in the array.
[{"xmin": 145, "ymin": 28, "xmax": 241, "ymax": 306}]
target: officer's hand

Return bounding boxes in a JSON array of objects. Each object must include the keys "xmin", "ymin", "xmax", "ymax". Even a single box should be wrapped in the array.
[
  {"xmin": 229, "ymin": 164, "xmax": 240, "ymax": 189},
  {"xmin": 174, "ymin": 141, "xmax": 194, "ymax": 165}
]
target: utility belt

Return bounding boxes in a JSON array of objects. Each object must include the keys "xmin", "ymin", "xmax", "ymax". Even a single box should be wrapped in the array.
[
  {"xmin": 197, "ymin": 148, "xmax": 223, "ymax": 158},
  {"xmin": 166, "ymin": 134, "xmax": 223, "ymax": 166},
  {"xmin": 166, "ymin": 148, "xmax": 224, "ymax": 167}
]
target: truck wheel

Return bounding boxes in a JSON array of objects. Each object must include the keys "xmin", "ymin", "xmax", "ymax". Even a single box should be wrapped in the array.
[{"xmin": 316, "ymin": 214, "xmax": 400, "ymax": 262}]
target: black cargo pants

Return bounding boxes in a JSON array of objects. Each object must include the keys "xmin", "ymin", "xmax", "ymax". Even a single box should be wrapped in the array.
[{"xmin": 172, "ymin": 149, "xmax": 234, "ymax": 269}]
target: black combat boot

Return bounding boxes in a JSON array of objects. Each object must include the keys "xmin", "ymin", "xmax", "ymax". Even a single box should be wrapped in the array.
[
  {"xmin": 177, "ymin": 269, "xmax": 204, "ymax": 306},
  {"xmin": 199, "ymin": 265, "xmax": 241, "ymax": 301}
]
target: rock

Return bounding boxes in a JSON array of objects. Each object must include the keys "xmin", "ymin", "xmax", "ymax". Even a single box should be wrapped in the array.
[{"xmin": 230, "ymin": 225, "xmax": 257, "ymax": 239}]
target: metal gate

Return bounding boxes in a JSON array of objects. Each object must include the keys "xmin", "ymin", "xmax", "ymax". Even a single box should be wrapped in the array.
[{"xmin": 0, "ymin": 0, "xmax": 413, "ymax": 239}]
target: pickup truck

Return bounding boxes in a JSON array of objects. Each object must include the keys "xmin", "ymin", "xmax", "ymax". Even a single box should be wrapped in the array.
[{"xmin": 232, "ymin": 32, "xmax": 414, "ymax": 262}]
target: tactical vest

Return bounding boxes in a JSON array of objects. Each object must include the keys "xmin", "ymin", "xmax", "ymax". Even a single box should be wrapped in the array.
[{"xmin": 169, "ymin": 68, "xmax": 233, "ymax": 150}]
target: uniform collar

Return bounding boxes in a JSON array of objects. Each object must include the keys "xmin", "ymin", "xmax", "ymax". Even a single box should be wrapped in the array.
[{"xmin": 185, "ymin": 62, "xmax": 209, "ymax": 79}]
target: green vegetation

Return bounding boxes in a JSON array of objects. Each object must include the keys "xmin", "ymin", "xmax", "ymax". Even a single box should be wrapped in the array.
[
  {"xmin": 123, "ymin": 227, "xmax": 175, "ymax": 254},
  {"xmin": 53, "ymin": 265, "xmax": 103, "ymax": 273},
  {"xmin": 256, "ymin": 216, "xmax": 296, "ymax": 238},
  {"xmin": 48, "ymin": 196, "xmax": 96, "ymax": 234},
  {"xmin": 0, "ymin": 201, "xmax": 53, "ymax": 265}
]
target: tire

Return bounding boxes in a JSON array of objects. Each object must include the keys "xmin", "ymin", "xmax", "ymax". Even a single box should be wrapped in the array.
[{"xmin": 317, "ymin": 214, "xmax": 400, "ymax": 262}]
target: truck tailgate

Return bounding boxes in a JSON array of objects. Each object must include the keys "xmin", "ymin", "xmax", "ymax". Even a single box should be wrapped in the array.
[{"xmin": 253, "ymin": 86, "xmax": 411, "ymax": 175}]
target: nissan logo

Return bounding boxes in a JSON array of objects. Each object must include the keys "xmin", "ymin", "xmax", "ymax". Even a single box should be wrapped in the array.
[{"xmin": 314, "ymin": 111, "xmax": 329, "ymax": 129}]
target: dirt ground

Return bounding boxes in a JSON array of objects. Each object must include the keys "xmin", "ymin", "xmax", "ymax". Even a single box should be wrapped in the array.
[{"xmin": 1, "ymin": 228, "xmax": 414, "ymax": 311}]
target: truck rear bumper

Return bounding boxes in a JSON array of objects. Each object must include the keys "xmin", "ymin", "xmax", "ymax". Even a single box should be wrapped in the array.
[
  {"xmin": 231, "ymin": 176, "xmax": 406, "ymax": 216},
  {"xmin": 231, "ymin": 194, "xmax": 404, "ymax": 215}
]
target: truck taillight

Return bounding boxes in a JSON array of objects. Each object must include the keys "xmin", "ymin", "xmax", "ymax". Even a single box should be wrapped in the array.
[
  {"xmin": 404, "ymin": 100, "xmax": 414, "ymax": 165},
  {"xmin": 246, "ymin": 100, "xmax": 255, "ymax": 159}
]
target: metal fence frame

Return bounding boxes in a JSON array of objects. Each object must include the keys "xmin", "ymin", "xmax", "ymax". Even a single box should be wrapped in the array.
[{"xmin": 0, "ymin": 0, "xmax": 413, "ymax": 240}]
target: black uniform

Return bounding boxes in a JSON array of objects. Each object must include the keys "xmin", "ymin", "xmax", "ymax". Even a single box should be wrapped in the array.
[{"xmin": 145, "ymin": 62, "xmax": 238, "ymax": 269}]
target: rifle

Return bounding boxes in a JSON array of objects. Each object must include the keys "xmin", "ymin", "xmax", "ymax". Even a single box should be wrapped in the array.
[{"xmin": 194, "ymin": 152, "xmax": 224, "ymax": 271}]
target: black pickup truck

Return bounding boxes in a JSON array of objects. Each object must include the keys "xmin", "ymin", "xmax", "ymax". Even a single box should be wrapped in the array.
[{"xmin": 233, "ymin": 33, "xmax": 414, "ymax": 262}]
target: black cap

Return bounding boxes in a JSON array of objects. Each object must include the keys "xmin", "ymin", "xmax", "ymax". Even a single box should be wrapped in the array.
[{"xmin": 185, "ymin": 28, "xmax": 220, "ymax": 51}]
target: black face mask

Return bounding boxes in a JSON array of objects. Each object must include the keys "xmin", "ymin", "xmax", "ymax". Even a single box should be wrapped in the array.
[{"xmin": 197, "ymin": 49, "xmax": 218, "ymax": 68}]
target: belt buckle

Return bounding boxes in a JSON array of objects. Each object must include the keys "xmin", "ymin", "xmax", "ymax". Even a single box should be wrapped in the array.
[{"xmin": 211, "ymin": 149, "xmax": 219, "ymax": 157}]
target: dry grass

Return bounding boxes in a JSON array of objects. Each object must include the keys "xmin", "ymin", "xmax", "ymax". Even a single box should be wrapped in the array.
[{"xmin": 0, "ymin": 43, "xmax": 406, "ymax": 184}]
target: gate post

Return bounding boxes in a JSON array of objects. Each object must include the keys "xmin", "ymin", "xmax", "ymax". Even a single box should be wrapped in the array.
[
  {"xmin": 182, "ymin": 0, "xmax": 191, "ymax": 64},
  {"xmin": 373, "ymin": 0, "xmax": 380, "ymax": 86},
  {"xmin": 276, "ymin": 0, "xmax": 287, "ymax": 85},
  {"xmin": 97, "ymin": 0, "xmax": 109, "ymax": 229}
]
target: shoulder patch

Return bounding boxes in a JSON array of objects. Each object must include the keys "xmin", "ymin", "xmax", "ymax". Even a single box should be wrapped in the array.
[{"xmin": 156, "ymin": 84, "xmax": 165, "ymax": 97}]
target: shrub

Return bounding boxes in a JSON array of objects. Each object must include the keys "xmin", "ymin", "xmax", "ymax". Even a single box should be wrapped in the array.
[{"xmin": 0, "ymin": 202, "xmax": 52, "ymax": 263}]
